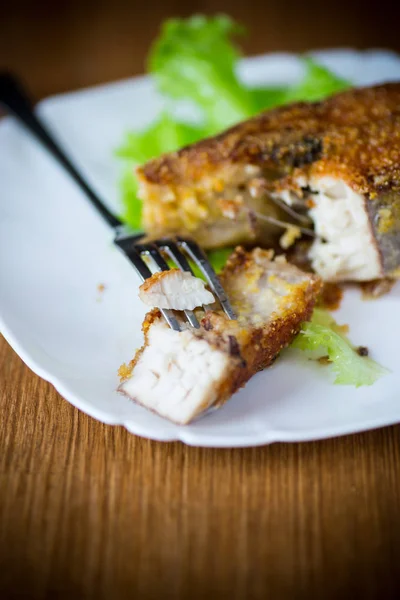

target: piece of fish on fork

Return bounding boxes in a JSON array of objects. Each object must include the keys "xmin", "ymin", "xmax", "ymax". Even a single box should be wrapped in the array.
[{"xmin": 114, "ymin": 234, "xmax": 237, "ymax": 330}]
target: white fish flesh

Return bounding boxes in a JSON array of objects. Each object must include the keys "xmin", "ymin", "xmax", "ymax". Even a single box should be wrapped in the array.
[{"xmin": 138, "ymin": 269, "xmax": 215, "ymax": 310}]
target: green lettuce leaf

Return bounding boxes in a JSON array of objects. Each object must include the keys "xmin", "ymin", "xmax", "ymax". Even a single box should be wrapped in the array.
[
  {"xmin": 148, "ymin": 14, "xmax": 255, "ymax": 132},
  {"xmin": 284, "ymin": 57, "xmax": 350, "ymax": 103},
  {"xmin": 292, "ymin": 310, "xmax": 388, "ymax": 387},
  {"xmin": 309, "ymin": 308, "xmax": 351, "ymax": 339},
  {"xmin": 249, "ymin": 86, "xmax": 288, "ymax": 111},
  {"xmin": 119, "ymin": 170, "xmax": 142, "ymax": 230},
  {"xmin": 167, "ymin": 247, "xmax": 234, "ymax": 279},
  {"xmin": 116, "ymin": 111, "xmax": 205, "ymax": 163},
  {"xmin": 207, "ymin": 247, "xmax": 234, "ymax": 273},
  {"xmin": 247, "ymin": 57, "xmax": 350, "ymax": 113}
]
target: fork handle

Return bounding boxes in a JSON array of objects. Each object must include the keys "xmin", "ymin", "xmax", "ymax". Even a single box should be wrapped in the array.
[{"xmin": 0, "ymin": 72, "xmax": 122, "ymax": 229}]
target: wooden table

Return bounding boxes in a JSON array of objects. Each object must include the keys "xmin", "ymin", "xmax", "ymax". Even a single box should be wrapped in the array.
[{"xmin": 1, "ymin": 2, "xmax": 400, "ymax": 598}]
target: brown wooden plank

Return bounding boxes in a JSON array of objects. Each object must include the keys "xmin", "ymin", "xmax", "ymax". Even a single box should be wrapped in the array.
[{"xmin": 1, "ymin": 337, "xmax": 400, "ymax": 599}]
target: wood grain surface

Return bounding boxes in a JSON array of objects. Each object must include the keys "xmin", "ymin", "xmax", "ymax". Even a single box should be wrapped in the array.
[{"xmin": 2, "ymin": 2, "xmax": 400, "ymax": 598}]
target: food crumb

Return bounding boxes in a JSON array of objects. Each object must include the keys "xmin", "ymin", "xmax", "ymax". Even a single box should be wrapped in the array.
[
  {"xmin": 279, "ymin": 225, "xmax": 301, "ymax": 250},
  {"xmin": 317, "ymin": 355, "xmax": 331, "ymax": 365},
  {"xmin": 118, "ymin": 362, "xmax": 134, "ymax": 381},
  {"xmin": 317, "ymin": 282, "xmax": 343, "ymax": 311},
  {"xmin": 357, "ymin": 346, "xmax": 369, "ymax": 357},
  {"xmin": 360, "ymin": 278, "xmax": 395, "ymax": 300},
  {"xmin": 338, "ymin": 323, "xmax": 350, "ymax": 336},
  {"xmin": 217, "ymin": 197, "xmax": 243, "ymax": 219},
  {"xmin": 96, "ymin": 283, "xmax": 107, "ymax": 303}
]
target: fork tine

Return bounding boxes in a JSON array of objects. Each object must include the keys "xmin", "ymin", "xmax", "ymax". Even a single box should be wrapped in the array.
[
  {"xmin": 251, "ymin": 211, "xmax": 317, "ymax": 238},
  {"xmin": 157, "ymin": 240, "xmax": 194, "ymax": 274},
  {"xmin": 268, "ymin": 194, "xmax": 312, "ymax": 225},
  {"xmin": 180, "ymin": 310, "xmax": 200, "ymax": 329},
  {"xmin": 138, "ymin": 243, "xmax": 200, "ymax": 329},
  {"xmin": 159, "ymin": 240, "xmax": 214, "ymax": 313},
  {"xmin": 117, "ymin": 243, "xmax": 181, "ymax": 332},
  {"xmin": 117, "ymin": 235, "xmax": 235, "ymax": 328},
  {"xmin": 159, "ymin": 310, "xmax": 182, "ymax": 332},
  {"xmin": 140, "ymin": 244, "xmax": 170, "ymax": 271},
  {"xmin": 124, "ymin": 244, "xmax": 153, "ymax": 281},
  {"xmin": 154, "ymin": 240, "xmax": 201, "ymax": 329},
  {"xmin": 178, "ymin": 238, "xmax": 237, "ymax": 320}
]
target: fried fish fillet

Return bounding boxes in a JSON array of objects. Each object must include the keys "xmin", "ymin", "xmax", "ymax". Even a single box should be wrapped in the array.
[
  {"xmin": 137, "ymin": 83, "xmax": 400, "ymax": 282},
  {"xmin": 118, "ymin": 248, "xmax": 321, "ymax": 424}
]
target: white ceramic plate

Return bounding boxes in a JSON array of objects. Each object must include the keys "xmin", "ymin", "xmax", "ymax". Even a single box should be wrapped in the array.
[{"xmin": 2, "ymin": 50, "xmax": 400, "ymax": 447}]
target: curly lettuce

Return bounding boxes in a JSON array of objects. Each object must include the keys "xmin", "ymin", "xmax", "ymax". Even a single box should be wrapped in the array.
[
  {"xmin": 292, "ymin": 310, "xmax": 388, "ymax": 387},
  {"xmin": 284, "ymin": 57, "xmax": 350, "ymax": 103},
  {"xmin": 149, "ymin": 15, "xmax": 254, "ymax": 133},
  {"xmin": 250, "ymin": 58, "xmax": 350, "ymax": 110}
]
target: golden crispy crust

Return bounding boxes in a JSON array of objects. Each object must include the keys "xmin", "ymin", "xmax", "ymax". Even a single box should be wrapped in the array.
[
  {"xmin": 199, "ymin": 285, "xmax": 320, "ymax": 408},
  {"xmin": 213, "ymin": 249, "xmax": 321, "ymax": 406},
  {"xmin": 138, "ymin": 83, "xmax": 400, "ymax": 196},
  {"xmin": 118, "ymin": 309, "xmax": 158, "ymax": 381},
  {"xmin": 139, "ymin": 269, "xmax": 179, "ymax": 293}
]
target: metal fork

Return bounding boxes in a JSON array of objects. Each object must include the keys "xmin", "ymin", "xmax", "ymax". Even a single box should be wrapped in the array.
[
  {"xmin": 0, "ymin": 72, "xmax": 236, "ymax": 331},
  {"xmin": 115, "ymin": 234, "xmax": 236, "ymax": 329}
]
